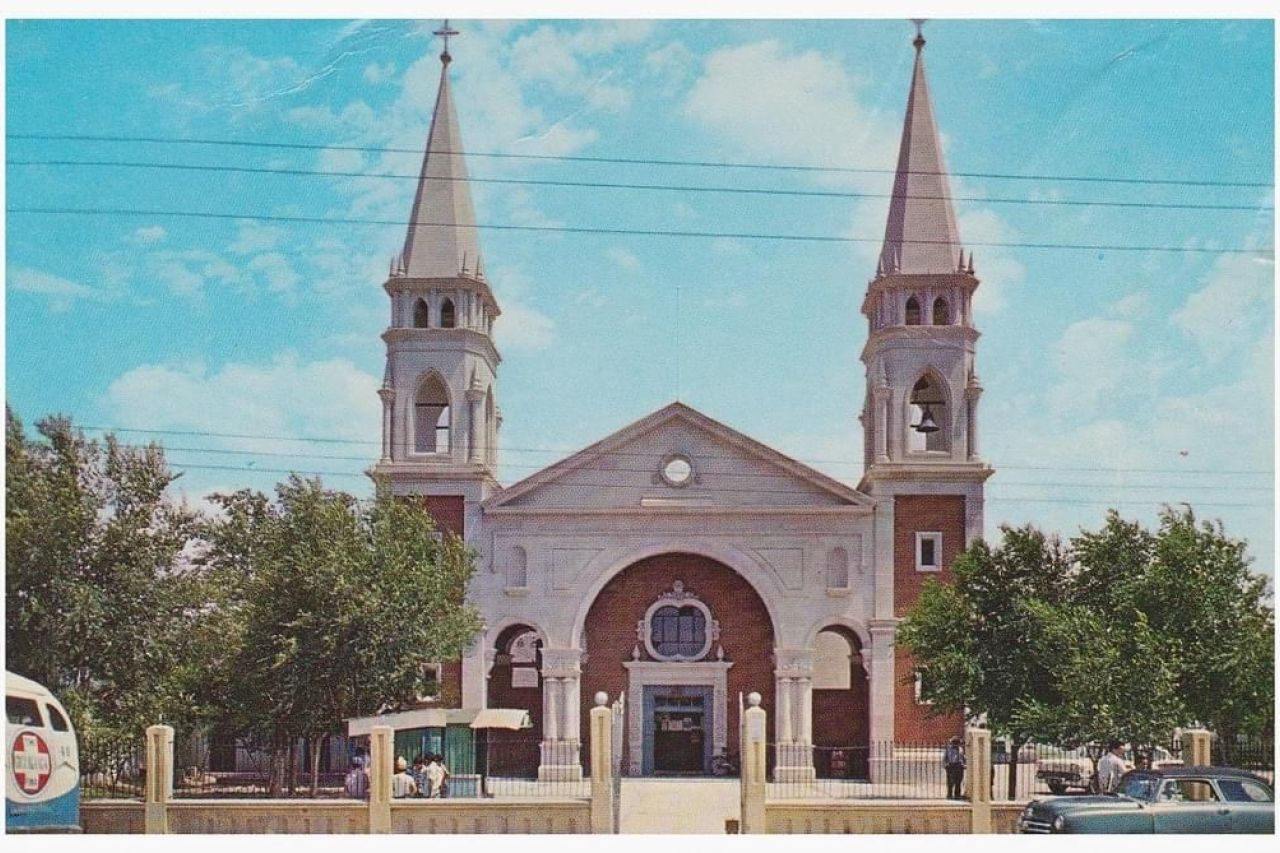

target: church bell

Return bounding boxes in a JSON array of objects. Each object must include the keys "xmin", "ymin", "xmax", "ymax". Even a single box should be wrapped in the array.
[{"xmin": 912, "ymin": 404, "xmax": 940, "ymax": 434}]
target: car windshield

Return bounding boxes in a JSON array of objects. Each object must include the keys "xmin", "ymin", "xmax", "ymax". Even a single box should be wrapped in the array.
[{"xmin": 1118, "ymin": 774, "xmax": 1160, "ymax": 801}]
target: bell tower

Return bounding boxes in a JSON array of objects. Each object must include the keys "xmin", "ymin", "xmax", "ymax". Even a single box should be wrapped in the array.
[
  {"xmin": 859, "ymin": 24, "xmax": 991, "ymax": 496},
  {"xmin": 859, "ymin": 25, "xmax": 993, "ymax": 743},
  {"xmin": 372, "ymin": 22, "xmax": 502, "ymax": 533}
]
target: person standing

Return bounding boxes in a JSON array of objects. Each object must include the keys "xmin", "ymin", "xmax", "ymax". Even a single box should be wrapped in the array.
[
  {"xmin": 343, "ymin": 756, "xmax": 370, "ymax": 799},
  {"xmin": 944, "ymin": 735, "xmax": 966, "ymax": 800},
  {"xmin": 411, "ymin": 755, "xmax": 429, "ymax": 798},
  {"xmin": 1097, "ymin": 741, "xmax": 1127, "ymax": 794},
  {"xmin": 425, "ymin": 753, "xmax": 449, "ymax": 798},
  {"xmin": 391, "ymin": 756, "xmax": 418, "ymax": 799}
]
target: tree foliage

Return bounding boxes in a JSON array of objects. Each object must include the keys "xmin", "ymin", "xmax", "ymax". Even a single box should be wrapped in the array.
[
  {"xmin": 5, "ymin": 408, "xmax": 205, "ymax": 739},
  {"xmin": 197, "ymin": 476, "xmax": 483, "ymax": 792},
  {"xmin": 900, "ymin": 507, "xmax": 1274, "ymax": 767}
]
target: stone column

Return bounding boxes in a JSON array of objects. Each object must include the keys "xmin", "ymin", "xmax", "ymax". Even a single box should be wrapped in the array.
[
  {"xmin": 739, "ymin": 692, "xmax": 767, "ymax": 834},
  {"xmin": 1185, "ymin": 729, "xmax": 1212, "ymax": 768},
  {"xmin": 465, "ymin": 388, "xmax": 484, "ymax": 463},
  {"xmin": 539, "ymin": 648, "xmax": 584, "ymax": 782},
  {"xmin": 868, "ymin": 619, "xmax": 898, "ymax": 783},
  {"xmin": 965, "ymin": 377, "xmax": 983, "ymax": 460},
  {"xmin": 773, "ymin": 650, "xmax": 815, "ymax": 783},
  {"xmin": 378, "ymin": 387, "xmax": 395, "ymax": 463},
  {"xmin": 967, "ymin": 727, "xmax": 993, "ymax": 833},
  {"xmin": 461, "ymin": 641, "xmax": 487, "ymax": 709},
  {"xmin": 144, "ymin": 724, "xmax": 173, "ymax": 834},
  {"xmin": 589, "ymin": 692, "xmax": 615, "ymax": 834},
  {"xmin": 874, "ymin": 385, "xmax": 891, "ymax": 462},
  {"xmin": 368, "ymin": 725, "xmax": 393, "ymax": 833}
]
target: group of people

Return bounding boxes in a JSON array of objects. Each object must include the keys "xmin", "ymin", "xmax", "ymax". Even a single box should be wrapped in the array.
[{"xmin": 342, "ymin": 752, "xmax": 451, "ymax": 799}]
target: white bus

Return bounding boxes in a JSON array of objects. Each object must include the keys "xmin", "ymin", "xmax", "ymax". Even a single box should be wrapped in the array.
[{"xmin": 6, "ymin": 672, "xmax": 80, "ymax": 833}]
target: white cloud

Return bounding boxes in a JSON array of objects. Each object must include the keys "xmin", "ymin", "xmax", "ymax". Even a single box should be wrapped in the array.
[
  {"xmin": 130, "ymin": 226, "xmax": 168, "ymax": 245},
  {"xmin": 1047, "ymin": 317, "xmax": 1133, "ymax": 418},
  {"xmin": 103, "ymin": 354, "xmax": 380, "ymax": 457},
  {"xmin": 247, "ymin": 253, "xmax": 300, "ymax": 294},
  {"xmin": 230, "ymin": 220, "xmax": 285, "ymax": 255},
  {"xmin": 363, "ymin": 61, "xmax": 396, "ymax": 84},
  {"xmin": 1172, "ymin": 253, "xmax": 1273, "ymax": 363},
  {"xmin": 606, "ymin": 247, "xmax": 640, "ymax": 272},
  {"xmin": 683, "ymin": 40, "xmax": 897, "ymax": 185},
  {"xmin": 8, "ymin": 267, "xmax": 107, "ymax": 311},
  {"xmin": 489, "ymin": 266, "xmax": 556, "ymax": 352}
]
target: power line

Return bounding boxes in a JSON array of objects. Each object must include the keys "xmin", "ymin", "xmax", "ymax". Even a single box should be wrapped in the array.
[
  {"xmin": 9, "ymin": 158, "xmax": 1271, "ymax": 214},
  {"xmin": 127, "ymin": 443, "xmax": 1276, "ymax": 492},
  {"xmin": 7, "ymin": 133, "xmax": 1272, "ymax": 189},
  {"xmin": 160, "ymin": 461, "xmax": 1275, "ymax": 508},
  {"xmin": 74, "ymin": 424, "xmax": 1275, "ymax": 477},
  {"xmin": 9, "ymin": 206, "xmax": 1272, "ymax": 256}
]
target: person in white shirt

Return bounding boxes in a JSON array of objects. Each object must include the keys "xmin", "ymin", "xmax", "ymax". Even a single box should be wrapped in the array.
[
  {"xmin": 1097, "ymin": 741, "xmax": 1127, "ymax": 793},
  {"xmin": 425, "ymin": 753, "xmax": 449, "ymax": 798},
  {"xmin": 391, "ymin": 756, "xmax": 418, "ymax": 798}
]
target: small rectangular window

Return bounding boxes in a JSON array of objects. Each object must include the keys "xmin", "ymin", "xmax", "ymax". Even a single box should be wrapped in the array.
[
  {"xmin": 6, "ymin": 696, "xmax": 43, "ymax": 727},
  {"xmin": 916, "ymin": 532, "xmax": 942, "ymax": 572},
  {"xmin": 45, "ymin": 703, "xmax": 70, "ymax": 732}
]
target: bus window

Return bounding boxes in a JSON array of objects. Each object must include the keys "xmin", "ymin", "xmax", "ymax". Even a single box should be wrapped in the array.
[
  {"xmin": 6, "ymin": 696, "xmax": 42, "ymax": 727},
  {"xmin": 46, "ymin": 703, "xmax": 70, "ymax": 732}
]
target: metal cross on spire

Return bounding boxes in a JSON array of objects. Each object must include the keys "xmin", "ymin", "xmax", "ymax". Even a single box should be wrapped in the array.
[
  {"xmin": 434, "ymin": 19, "xmax": 459, "ymax": 64},
  {"xmin": 910, "ymin": 18, "xmax": 927, "ymax": 50}
]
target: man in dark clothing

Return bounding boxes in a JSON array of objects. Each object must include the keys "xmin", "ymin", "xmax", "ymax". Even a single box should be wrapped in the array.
[{"xmin": 944, "ymin": 736, "xmax": 966, "ymax": 799}]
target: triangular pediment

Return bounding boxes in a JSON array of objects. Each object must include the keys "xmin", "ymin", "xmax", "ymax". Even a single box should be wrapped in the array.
[{"xmin": 484, "ymin": 402, "xmax": 872, "ymax": 511}]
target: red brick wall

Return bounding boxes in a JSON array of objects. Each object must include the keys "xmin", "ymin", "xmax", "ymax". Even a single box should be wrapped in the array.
[
  {"xmin": 894, "ymin": 494, "xmax": 966, "ymax": 742},
  {"xmin": 486, "ymin": 657, "xmax": 543, "ymax": 775},
  {"xmin": 422, "ymin": 495, "xmax": 465, "ymax": 537},
  {"xmin": 580, "ymin": 553, "xmax": 776, "ymax": 769}
]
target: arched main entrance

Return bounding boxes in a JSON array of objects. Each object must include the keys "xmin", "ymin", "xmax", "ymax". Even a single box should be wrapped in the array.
[{"xmin": 580, "ymin": 553, "xmax": 776, "ymax": 776}]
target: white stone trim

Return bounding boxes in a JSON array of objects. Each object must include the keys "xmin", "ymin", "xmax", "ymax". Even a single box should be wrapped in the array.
[
  {"xmin": 622, "ymin": 660, "xmax": 733, "ymax": 776},
  {"xmin": 641, "ymin": 582, "xmax": 717, "ymax": 662}
]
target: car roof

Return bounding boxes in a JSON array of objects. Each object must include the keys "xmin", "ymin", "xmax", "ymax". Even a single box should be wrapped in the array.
[{"xmin": 1129, "ymin": 766, "xmax": 1272, "ymax": 782}]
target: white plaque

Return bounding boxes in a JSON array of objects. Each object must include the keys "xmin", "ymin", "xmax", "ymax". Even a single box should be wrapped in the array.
[{"xmin": 512, "ymin": 667, "xmax": 539, "ymax": 688}]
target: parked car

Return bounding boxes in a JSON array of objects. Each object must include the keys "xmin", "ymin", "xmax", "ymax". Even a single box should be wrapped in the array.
[
  {"xmin": 1036, "ymin": 744, "xmax": 1181, "ymax": 795},
  {"xmin": 1019, "ymin": 767, "xmax": 1274, "ymax": 834}
]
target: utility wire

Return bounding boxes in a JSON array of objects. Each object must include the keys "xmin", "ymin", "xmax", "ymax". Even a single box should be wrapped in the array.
[
  {"xmin": 7, "ymin": 133, "xmax": 1273, "ymax": 189},
  {"xmin": 129, "ymin": 442, "xmax": 1275, "ymax": 491},
  {"xmin": 9, "ymin": 158, "xmax": 1271, "ymax": 214},
  {"xmin": 9, "ymin": 206, "xmax": 1271, "ymax": 255},
  {"xmin": 74, "ymin": 424, "xmax": 1275, "ymax": 477},
  {"xmin": 160, "ymin": 461, "xmax": 1275, "ymax": 508}
]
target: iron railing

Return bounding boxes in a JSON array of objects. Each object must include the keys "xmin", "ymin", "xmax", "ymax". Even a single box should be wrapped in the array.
[
  {"xmin": 79, "ymin": 732, "xmax": 145, "ymax": 800},
  {"xmin": 769, "ymin": 742, "xmax": 955, "ymax": 800},
  {"xmin": 171, "ymin": 734, "xmax": 354, "ymax": 798},
  {"xmin": 1212, "ymin": 734, "xmax": 1274, "ymax": 784}
]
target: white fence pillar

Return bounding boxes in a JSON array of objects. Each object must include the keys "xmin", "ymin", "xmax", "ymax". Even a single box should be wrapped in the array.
[{"xmin": 144, "ymin": 724, "xmax": 173, "ymax": 834}]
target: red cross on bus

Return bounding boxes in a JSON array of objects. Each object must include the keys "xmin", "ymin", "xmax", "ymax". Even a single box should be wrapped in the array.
[{"xmin": 11, "ymin": 731, "xmax": 52, "ymax": 795}]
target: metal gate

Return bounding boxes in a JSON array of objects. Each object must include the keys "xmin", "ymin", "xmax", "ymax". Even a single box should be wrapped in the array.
[{"xmin": 611, "ymin": 692, "xmax": 625, "ymax": 833}]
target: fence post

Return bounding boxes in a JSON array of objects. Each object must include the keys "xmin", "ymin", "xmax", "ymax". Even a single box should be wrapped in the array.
[
  {"xmin": 1185, "ymin": 729, "xmax": 1212, "ymax": 767},
  {"xmin": 740, "ymin": 691, "xmax": 767, "ymax": 834},
  {"xmin": 965, "ymin": 727, "xmax": 992, "ymax": 833},
  {"xmin": 590, "ymin": 692, "xmax": 615, "ymax": 834},
  {"xmin": 368, "ymin": 725, "xmax": 393, "ymax": 834},
  {"xmin": 144, "ymin": 724, "xmax": 173, "ymax": 834}
]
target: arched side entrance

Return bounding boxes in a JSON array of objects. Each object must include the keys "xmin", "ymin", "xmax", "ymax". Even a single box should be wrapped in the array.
[
  {"xmin": 581, "ymin": 553, "xmax": 776, "ymax": 776},
  {"xmin": 811, "ymin": 625, "xmax": 870, "ymax": 779},
  {"xmin": 485, "ymin": 623, "xmax": 544, "ymax": 775}
]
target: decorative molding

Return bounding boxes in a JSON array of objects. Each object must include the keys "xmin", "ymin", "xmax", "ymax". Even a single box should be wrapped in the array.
[
  {"xmin": 640, "ymin": 581, "xmax": 718, "ymax": 662},
  {"xmin": 622, "ymin": 661, "xmax": 734, "ymax": 776}
]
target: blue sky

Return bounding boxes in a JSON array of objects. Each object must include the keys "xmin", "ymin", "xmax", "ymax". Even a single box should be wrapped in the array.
[{"xmin": 5, "ymin": 18, "xmax": 1275, "ymax": 568}]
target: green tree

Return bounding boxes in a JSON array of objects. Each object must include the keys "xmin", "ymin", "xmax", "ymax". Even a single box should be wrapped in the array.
[
  {"xmin": 5, "ymin": 408, "xmax": 204, "ymax": 741},
  {"xmin": 1074, "ymin": 509, "xmax": 1274, "ymax": 753},
  {"xmin": 897, "ymin": 525, "xmax": 1074, "ymax": 794},
  {"xmin": 199, "ymin": 476, "xmax": 482, "ymax": 795}
]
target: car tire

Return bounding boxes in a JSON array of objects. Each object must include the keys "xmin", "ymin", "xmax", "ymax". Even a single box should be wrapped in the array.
[{"xmin": 1048, "ymin": 781, "xmax": 1068, "ymax": 795}]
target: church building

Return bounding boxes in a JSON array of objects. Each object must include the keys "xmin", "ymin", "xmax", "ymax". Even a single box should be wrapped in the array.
[{"xmin": 370, "ymin": 27, "xmax": 993, "ymax": 781}]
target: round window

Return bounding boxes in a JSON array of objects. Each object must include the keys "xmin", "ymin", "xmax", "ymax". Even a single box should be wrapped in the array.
[{"xmin": 661, "ymin": 455, "xmax": 693, "ymax": 487}]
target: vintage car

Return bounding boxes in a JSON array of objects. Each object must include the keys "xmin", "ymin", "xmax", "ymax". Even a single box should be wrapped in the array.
[
  {"xmin": 1019, "ymin": 767, "xmax": 1274, "ymax": 834},
  {"xmin": 1036, "ymin": 744, "xmax": 1181, "ymax": 795}
]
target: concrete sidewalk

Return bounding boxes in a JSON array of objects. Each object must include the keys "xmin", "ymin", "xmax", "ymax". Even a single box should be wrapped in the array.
[{"xmin": 619, "ymin": 778, "xmax": 739, "ymax": 834}]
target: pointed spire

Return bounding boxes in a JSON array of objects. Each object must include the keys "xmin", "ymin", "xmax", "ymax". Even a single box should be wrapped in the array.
[
  {"xmin": 878, "ymin": 23, "xmax": 963, "ymax": 276},
  {"xmin": 401, "ymin": 22, "xmax": 484, "ymax": 280}
]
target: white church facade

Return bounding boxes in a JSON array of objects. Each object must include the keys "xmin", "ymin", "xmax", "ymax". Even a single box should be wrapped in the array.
[{"xmin": 369, "ymin": 27, "xmax": 993, "ymax": 781}]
